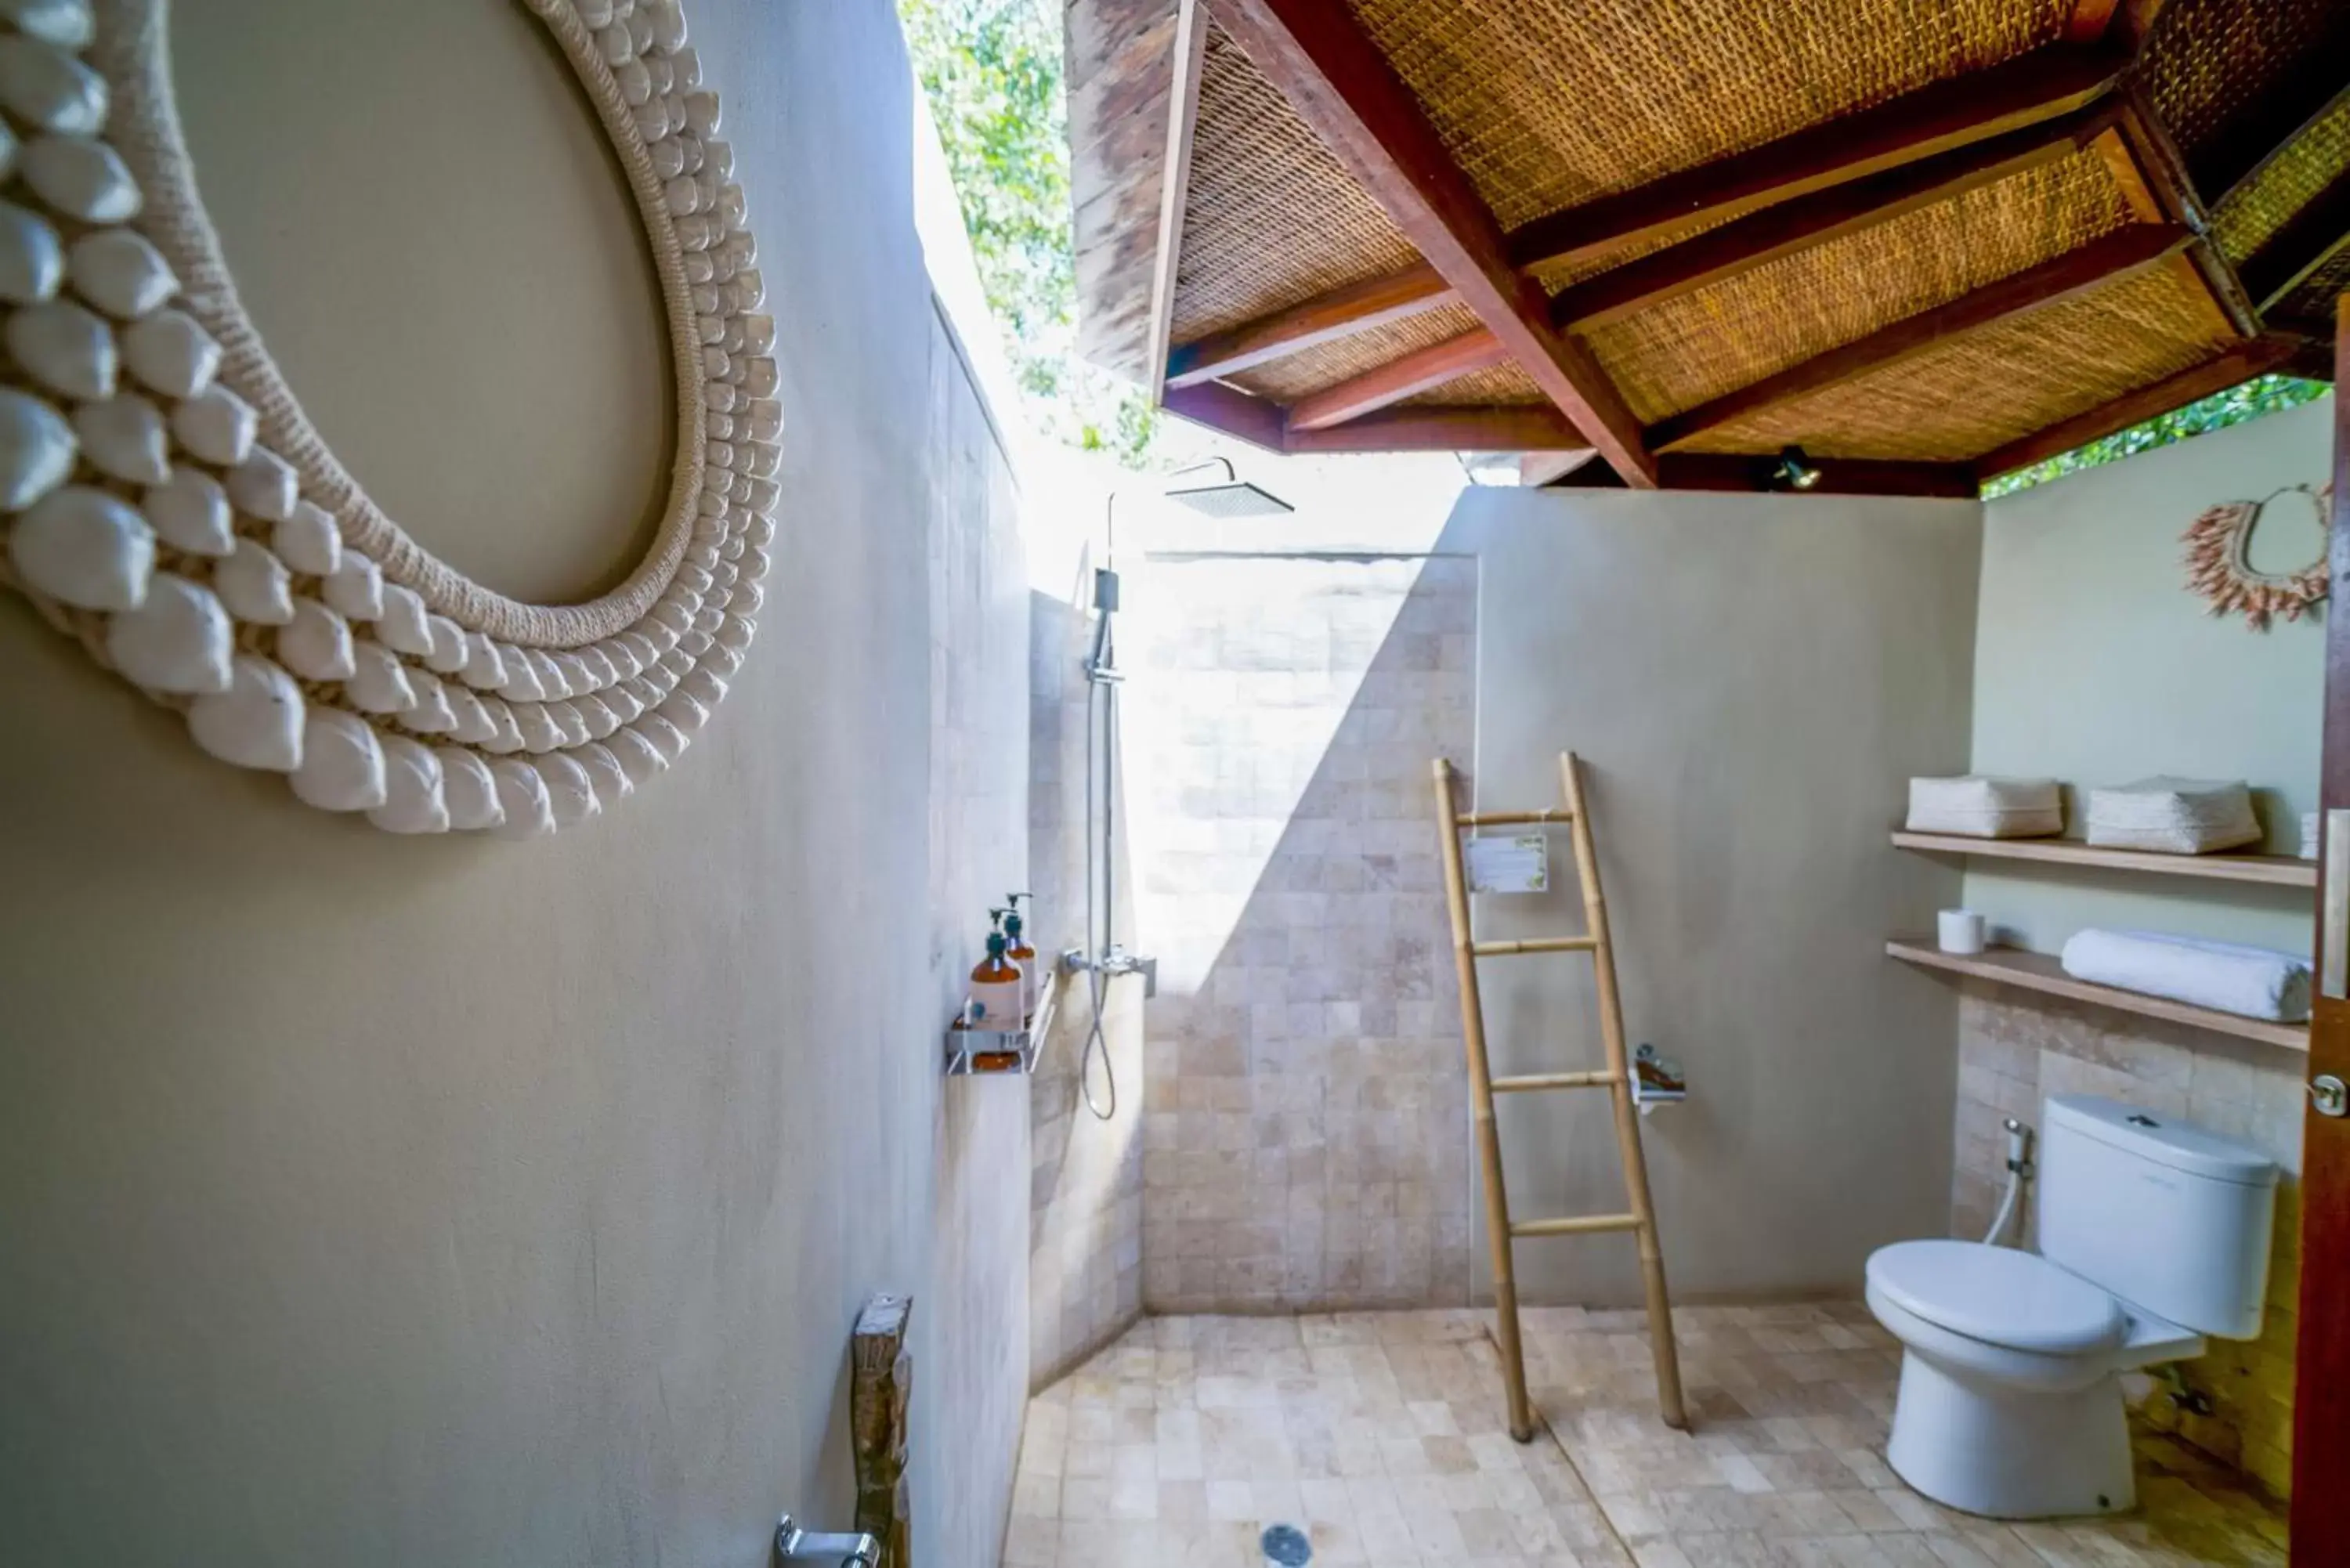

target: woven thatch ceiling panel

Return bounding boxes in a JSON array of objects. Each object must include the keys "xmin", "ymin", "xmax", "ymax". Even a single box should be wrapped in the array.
[
  {"xmin": 1346, "ymin": 0, "xmax": 2069, "ymax": 232},
  {"xmin": 1172, "ymin": 21, "xmax": 1423, "ymax": 341},
  {"xmin": 1227, "ymin": 302, "xmax": 1484, "ymax": 402},
  {"xmin": 1584, "ymin": 150, "xmax": 2136, "ymax": 425},
  {"xmin": 2140, "ymin": 0, "xmax": 2350, "ymax": 194},
  {"xmin": 2210, "ymin": 90, "xmax": 2350, "ymax": 264},
  {"xmin": 1401, "ymin": 361, "xmax": 1547, "ymax": 407},
  {"xmin": 1683, "ymin": 263, "xmax": 2231, "ymax": 461}
]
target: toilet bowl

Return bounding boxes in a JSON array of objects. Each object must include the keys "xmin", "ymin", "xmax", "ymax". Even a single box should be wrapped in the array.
[
  {"xmin": 1865, "ymin": 1095, "xmax": 2276, "ymax": 1521},
  {"xmin": 1866, "ymin": 1239, "xmax": 2201, "ymax": 1518}
]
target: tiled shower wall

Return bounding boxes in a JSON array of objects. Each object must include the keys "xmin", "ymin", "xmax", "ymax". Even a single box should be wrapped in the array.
[
  {"xmin": 1027, "ymin": 569, "xmax": 1144, "ymax": 1388},
  {"xmin": 1129, "ymin": 554, "xmax": 1477, "ymax": 1313},
  {"xmin": 1949, "ymin": 987, "xmax": 2303, "ymax": 1499}
]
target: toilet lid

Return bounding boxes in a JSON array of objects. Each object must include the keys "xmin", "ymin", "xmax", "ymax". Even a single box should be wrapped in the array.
[{"xmin": 1867, "ymin": 1241, "xmax": 2124, "ymax": 1354}]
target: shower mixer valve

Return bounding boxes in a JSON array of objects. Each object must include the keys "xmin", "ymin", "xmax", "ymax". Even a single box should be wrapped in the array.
[{"xmin": 1062, "ymin": 945, "xmax": 1157, "ymax": 998}]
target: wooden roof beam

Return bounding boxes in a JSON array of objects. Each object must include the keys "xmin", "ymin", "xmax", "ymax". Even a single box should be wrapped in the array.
[
  {"xmin": 1162, "ymin": 42, "xmax": 2128, "ymax": 392},
  {"xmin": 1202, "ymin": 0, "xmax": 1658, "ymax": 483},
  {"xmin": 1647, "ymin": 222, "xmax": 2193, "ymax": 452},
  {"xmin": 1548, "ymin": 104, "xmax": 2120, "ymax": 332},
  {"xmin": 1161, "ymin": 378, "xmax": 1286, "ymax": 452},
  {"xmin": 1285, "ymin": 329, "xmax": 1511, "ymax": 431},
  {"xmin": 1285, "ymin": 405, "xmax": 1589, "ymax": 453},
  {"xmin": 1164, "ymin": 264, "xmax": 1453, "ymax": 390},
  {"xmin": 1974, "ymin": 334, "xmax": 2307, "ymax": 477}
]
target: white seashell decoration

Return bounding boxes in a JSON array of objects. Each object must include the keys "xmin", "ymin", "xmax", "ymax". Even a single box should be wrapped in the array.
[
  {"xmin": 186, "ymin": 654, "xmax": 303, "ymax": 771},
  {"xmin": 118, "ymin": 306, "xmax": 216, "ymax": 398},
  {"xmin": 276, "ymin": 596, "xmax": 355, "ymax": 682},
  {"xmin": 168, "ymin": 382, "xmax": 254, "ymax": 465},
  {"xmin": 9, "ymin": 481, "xmax": 149, "ymax": 609},
  {"xmin": 0, "ymin": 34, "xmax": 105, "ymax": 135},
  {"xmin": 19, "ymin": 131, "xmax": 133, "ymax": 222},
  {"xmin": 536, "ymin": 751, "xmax": 601, "ymax": 827},
  {"xmin": 68, "ymin": 392, "xmax": 167, "ymax": 483},
  {"xmin": 224, "ymin": 447, "xmax": 296, "ymax": 522},
  {"xmin": 138, "ymin": 468, "xmax": 232, "ymax": 553},
  {"xmin": 63, "ymin": 226, "xmax": 171, "ymax": 316},
  {"xmin": 6, "ymin": 294, "xmax": 111, "ymax": 397},
  {"xmin": 0, "ymin": 381, "xmax": 73, "ymax": 508},
  {"xmin": 0, "ymin": 0, "xmax": 778, "ymax": 838},
  {"xmin": 374, "ymin": 582, "xmax": 434, "ymax": 656},
  {"xmin": 290, "ymin": 706, "xmax": 388, "ymax": 812},
  {"xmin": 103, "ymin": 569, "xmax": 230, "ymax": 692},
  {"xmin": 367, "ymin": 735, "xmax": 449, "ymax": 834},
  {"xmin": 272, "ymin": 500, "xmax": 340, "ymax": 576},
  {"xmin": 0, "ymin": 197, "xmax": 60, "ymax": 303},
  {"xmin": 344, "ymin": 639, "xmax": 415, "ymax": 715},
  {"xmin": 490, "ymin": 757, "xmax": 556, "ymax": 840},
  {"xmin": 321, "ymin": 552, "xmax": 382, "ymax": 621},
  {"xmin": 211, "ymin": 537, "xmax": 294, "ymax": 625},
  {"xmin": 2, "ymin": 1, "xmax": 96, "ymax": 53},
  {"xmin": 437, "ymin": 746, "xmax": 503, "ymax": 830}
]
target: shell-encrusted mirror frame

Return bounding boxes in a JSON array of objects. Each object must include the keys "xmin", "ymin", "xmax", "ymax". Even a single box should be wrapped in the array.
[{"xmin": 0, "ymin": 0, "xmax": 776, "ymax": 836}]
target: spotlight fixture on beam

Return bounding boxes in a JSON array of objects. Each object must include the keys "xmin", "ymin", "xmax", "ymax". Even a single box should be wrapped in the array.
[{"xmin": 1773, "ymin": 446, "xmax": 1823, "ymax": 492}]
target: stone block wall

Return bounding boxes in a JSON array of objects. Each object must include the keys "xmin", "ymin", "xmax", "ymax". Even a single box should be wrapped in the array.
[{"xmin": 1127, "ymin": 553, "xmax": 1477, "ymax": 1312}]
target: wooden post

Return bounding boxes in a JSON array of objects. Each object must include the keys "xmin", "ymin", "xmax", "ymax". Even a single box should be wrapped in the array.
[
  {"xmin": 1433, "ymin": 757, "xmax": 1538, "ymax": 1441},
  {"xmin": 851, "ymin": 1294, "xmax": 911, "ymax": 1568},
  {"xmin": 1560, "ymin": 753, "xmax": 1688, "ymax": 1429}
]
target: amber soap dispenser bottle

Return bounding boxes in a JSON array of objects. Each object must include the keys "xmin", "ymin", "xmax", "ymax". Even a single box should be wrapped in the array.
[
  {"xmin": 970, "ymin": 908, "xmax": 1025, "ymax": 1042},
  {"xmin": 1004, "ymin": 892, "xmax": 1039, "ymax": 1023}
]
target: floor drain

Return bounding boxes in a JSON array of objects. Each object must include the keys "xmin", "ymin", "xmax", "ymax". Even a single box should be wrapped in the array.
[{"xmin": 1260, "ymin": 1523, "xmax": 1311, "ymax": 1565}]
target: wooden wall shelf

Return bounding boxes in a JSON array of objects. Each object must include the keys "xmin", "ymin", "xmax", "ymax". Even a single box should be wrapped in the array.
[
  {"xmin": 1891, "ymin": 831, "xmax": 2316, "ymax": 889},
  {"xmin": 1885, "ymin": 938, "xmax": 2310, "ymax": 1052}
]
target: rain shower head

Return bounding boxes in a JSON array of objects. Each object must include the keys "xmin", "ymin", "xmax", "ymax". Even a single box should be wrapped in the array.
[{"xmin": 1162, "ymin": 458, "xmax": 1293, "ymax": 518}]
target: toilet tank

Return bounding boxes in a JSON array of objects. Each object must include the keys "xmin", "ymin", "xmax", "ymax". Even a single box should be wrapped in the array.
[{"xmin": 2037, "ymin": 1095, "xmax": 2278, "ymax": 1340}]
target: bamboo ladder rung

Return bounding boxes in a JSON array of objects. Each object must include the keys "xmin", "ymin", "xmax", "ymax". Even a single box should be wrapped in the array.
[
  {"xmin": 1457, "ymin": 808, "xmax": 1574, "ymax": 827},
  {"xmin": 1512, "ymin": 1213, "xmax": 1642, "ymax": 1238},
  {"xmin": 1472, "ymin": 935, "xmax": 1600, "ymax": 956},
  {"xmin": 1434, "ymin": 750, "xmax": 1687, "ymax": 1443},
  {"xmin": 1491, "ymin": 1071, "xmax": 1619, "ymax": 1093}
]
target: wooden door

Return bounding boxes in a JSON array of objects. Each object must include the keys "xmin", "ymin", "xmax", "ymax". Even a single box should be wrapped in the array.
[{"xmin": 2298, "ymin": 295, "xmax": 2350, "ymax": 1555}]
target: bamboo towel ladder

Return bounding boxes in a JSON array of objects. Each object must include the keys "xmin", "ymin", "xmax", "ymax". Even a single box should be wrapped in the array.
[{"xmin": 1433, "ymin": 751, "xmax": 1687, "ymax": 1441}]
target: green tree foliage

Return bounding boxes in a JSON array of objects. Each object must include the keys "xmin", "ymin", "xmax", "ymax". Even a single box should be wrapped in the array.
[
  {"xmin": 900, "ymin": 0, "xmax": 1162, "ymax": 464},
  {"xmin": 1983, "ymin": 374, "xmax": 2330, "ymax": 499}
]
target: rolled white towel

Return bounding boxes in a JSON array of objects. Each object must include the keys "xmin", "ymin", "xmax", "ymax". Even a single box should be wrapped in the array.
[{"xmin": 2059, "ymin": 927, "xmax": 2311, "ymax": 1023}]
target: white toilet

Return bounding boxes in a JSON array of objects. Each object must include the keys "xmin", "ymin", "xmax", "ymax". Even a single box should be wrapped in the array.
[{"xmin": 1865, "ymin": 1094, "xmax": 2277, "ymax": 1520}]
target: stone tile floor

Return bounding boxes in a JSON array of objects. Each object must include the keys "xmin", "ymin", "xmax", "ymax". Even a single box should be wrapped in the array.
[{"xmin": 1004, "ymin": 1304, "xmax": 2287, "ymax": 1566}]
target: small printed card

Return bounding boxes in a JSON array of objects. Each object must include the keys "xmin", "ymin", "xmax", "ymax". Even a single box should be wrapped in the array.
[{"xmin": 1465, "ymin": 833, "xmax": 1549, "ymax": 894}]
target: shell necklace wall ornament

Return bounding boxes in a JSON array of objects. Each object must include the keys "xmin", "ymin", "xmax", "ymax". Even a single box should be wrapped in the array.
[
  {"xmin": 0, "ymin": 0, "xmax": 777, "ymax": 836},
  {"xmin": 2181, "ymin": 484, "xmax": 2333, "ymax": 633}
]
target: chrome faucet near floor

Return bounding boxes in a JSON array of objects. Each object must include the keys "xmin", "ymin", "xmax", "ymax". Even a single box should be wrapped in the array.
[{"xmin": 1005, "ymin": 1306, "xmax": 2287, "ymax": 1568}]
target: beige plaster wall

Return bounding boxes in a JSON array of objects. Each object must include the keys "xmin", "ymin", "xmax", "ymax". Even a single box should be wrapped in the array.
[
  {"xmin": 0, "ymin": 3, "xmax": 1029, "ymax": 1564},
  {"xmin": 1448, "ymin": 486, "xmax": 1983, "ymax": 1306}
]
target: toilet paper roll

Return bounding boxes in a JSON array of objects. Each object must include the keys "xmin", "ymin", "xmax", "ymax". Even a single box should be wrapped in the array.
[{"xmin": 1938, "ymin": 909, "xmax": 1987, "ymax": 956}]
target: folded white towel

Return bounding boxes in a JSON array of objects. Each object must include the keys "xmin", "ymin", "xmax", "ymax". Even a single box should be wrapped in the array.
[
  {"xmin": 1906, "ymin": 775, "xmax": 2062, "ymax": 838},
  {"xmin": 2084, "ymin": 777, "xmax": 2260, "ymax": 854},
  {"xmin": 2303, "ymin": 811, "xmax": 2320, "ymax": 862},
  {"xmin": 2059, "ymin": 927, "xmax": 2311, "ymax": 1023}
]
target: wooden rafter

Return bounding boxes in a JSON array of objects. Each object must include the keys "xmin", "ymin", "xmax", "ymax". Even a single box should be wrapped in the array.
[
  {"xmin": 1162, "ymin": 40, "xmax": 2125, "ymax": 401},
  {"xmin": 1164, "ymin": 265, "xmax": 1452, "ymax": 390},
  {"xmin": 1548, "ymin": 106, "xmax": 2118, "ymax": 332},
  {"xmin": 1285, "ymin": 405, "xmax": 1587, "ymax": 452},
  {"xmin": 1648, "ymin": 222, "xmax": 2193, "ymax": 451},
  {"xmin": 1973, "ymin": 333, "xmax": 2306, "ymax": 477},
  {"xmin": 2215, "ymin": 82, "xmax": 2350, "ymax": 212},
  {"xmin": 1160, "ymin": 381, "xmax": 1589, "ymax": 454},
  {"xmin": 1201, "ymin": 0, "xmax": 1658, "ymax": 483},
  {"xmin": 1143, "ymin": 0, "xmax": 1210, "ymax": 403},
  {"xmin": 1285, "ymin": 329, "xmax": 1511, "ymax": 430}
]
